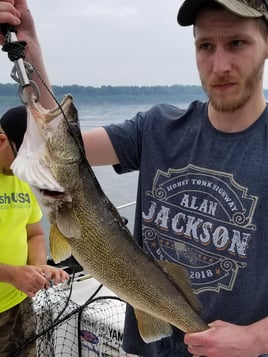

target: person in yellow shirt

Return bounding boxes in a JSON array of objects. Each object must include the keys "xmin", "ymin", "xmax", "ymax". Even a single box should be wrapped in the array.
[{"xmin": 0, "ymin": 106, "xmax": 69, "ymax": 356}]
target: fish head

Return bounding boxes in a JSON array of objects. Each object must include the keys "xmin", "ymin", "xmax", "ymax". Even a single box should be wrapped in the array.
[{"xmin": 11, "ymin": 94, "xmax": 84, "ymax": 216}]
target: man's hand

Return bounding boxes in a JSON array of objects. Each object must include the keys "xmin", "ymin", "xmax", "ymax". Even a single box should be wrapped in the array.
[
  {"xmin": 0, "ymin": 0, "xmax": 55, "ymax": 107},
  {"xmin": 9, "ymin": 265, "xmax": 48, "ymax": 297},
  {"xmin": 37, "ymin": 264, "xmax": 69, "ymax": 286},
  {"xmin": 184, "ymin": 320, "xmax": 262, "ymax": 357},
  {"xmin": 9, "ymin": 264, "xmax": 69, "ymax": 298},
  {"xmin": 0, "ymin": 1, "xmax": 21, "ymax": 44}
]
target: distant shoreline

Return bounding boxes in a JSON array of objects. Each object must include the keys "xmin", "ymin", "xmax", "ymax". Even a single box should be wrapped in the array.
[
  {"xmin": 1, "ymin": 83, "xmax": 268, "ymax": 111},
  {"xmin": 0, "ymin": 83, "xmax": 208, "ymax": 109}
]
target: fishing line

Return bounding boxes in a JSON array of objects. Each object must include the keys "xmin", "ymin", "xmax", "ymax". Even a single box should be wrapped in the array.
[{"xmin": 29, "ymin": 65, "xmax": 87, "ymax": 161}]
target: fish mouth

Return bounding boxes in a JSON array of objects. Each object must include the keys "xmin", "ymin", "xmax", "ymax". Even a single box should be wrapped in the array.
[{"xmin": 39, "ymin": 189, "xmax": 65, "ymax": 198}]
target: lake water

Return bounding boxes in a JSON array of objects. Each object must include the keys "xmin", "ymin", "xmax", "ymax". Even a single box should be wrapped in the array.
[{"xmin": 42, "ymin": 101, "xmax": 190, "ymax": 254}]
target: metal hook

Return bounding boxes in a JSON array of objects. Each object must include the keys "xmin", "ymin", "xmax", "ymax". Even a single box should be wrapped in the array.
[
  {"xmin": 18, "ymin": 80, "xmax": 40, "ymax": 105},
  {"xmin": 10, "ymin": 60, "xmax": 32, "ymax": 86}
]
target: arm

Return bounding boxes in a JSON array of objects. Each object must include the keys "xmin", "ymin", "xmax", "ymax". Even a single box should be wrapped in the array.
[
  {"xmin": 27, "ymin": 221, "xmax": 47, "ymax": 265},
  {"xmin": 82, "ymin": 127, "xmax": 119, "ymax": 166},
  {"xmin": 0, "ymin": 221, "xmax": 48, "ymax": 297},
  {"xmin": 27, "ymin": 221, "xmax": 69, "ymax": 288},
  {"xmin": 0, "ymin": 221, "xmax": 68, "ymax": 298},
  {"xmin": 184, "ymin": 319, "xmax": 268, "ymax": 357},
  {"xmin": 0, "ymin": 0, "xmax": 54, "ymax": 108}
]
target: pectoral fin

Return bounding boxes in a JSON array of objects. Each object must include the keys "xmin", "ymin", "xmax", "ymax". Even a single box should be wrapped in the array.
[
  {"xmin": 134, "ymin": 308, "xmax": 172, "ymax": 343},
  {"xmin": 56, "ymin": 206, "xmax": 81, "ymax": 239},
  {"xmin": 49, "ymin": 224, "xmax": 72, "ymax": 263},
  {"xmin": 157, "ymin": 260, "xmax": 202, "ymax": 313}
]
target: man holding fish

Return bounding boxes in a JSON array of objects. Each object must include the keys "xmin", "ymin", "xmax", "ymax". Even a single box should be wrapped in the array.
[
  {"xmin": 0, "ymin": 1, "xmax": 68, "ymax": 356},
  {"xmin": 3, "ymin": 0, "xmax": 268, "ymax": 357}
]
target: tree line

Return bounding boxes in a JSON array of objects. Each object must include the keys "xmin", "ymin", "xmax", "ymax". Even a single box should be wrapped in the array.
[
  {"xmin": 0, "ymin": 83, "xmax": 208, "ymax": 106},
  {"xmin": 1, "ymin": 83, "xmax": 268, "ymax": 106}
]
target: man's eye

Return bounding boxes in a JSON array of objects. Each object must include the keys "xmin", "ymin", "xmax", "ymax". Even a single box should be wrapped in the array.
[
  {"xmin": 230, "ymin": 40, "xmax": 243, "ymax": 48},
  {"xmin": 199, "ymin": 43, "xmax": 212, "ymax": 51}
]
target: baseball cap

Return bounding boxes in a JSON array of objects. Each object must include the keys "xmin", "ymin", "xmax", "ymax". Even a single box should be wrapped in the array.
[
  {"xmin": 177, "ymin": 0, "xmax": 268, "ymax": 26},
  {"xmin": 0, "ymin": 106, "xmax": 27, "ymax": 151}
]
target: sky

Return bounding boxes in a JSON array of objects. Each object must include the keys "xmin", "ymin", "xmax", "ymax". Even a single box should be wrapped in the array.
[{"xmin": 0, "ymin": 0, "xmax": 268, "ymax": 88}]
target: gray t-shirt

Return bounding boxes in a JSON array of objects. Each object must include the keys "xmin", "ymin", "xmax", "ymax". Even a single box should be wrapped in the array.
[{"xmin": 104, "ymin": 100, "xmax": 268, "ymax": 356}]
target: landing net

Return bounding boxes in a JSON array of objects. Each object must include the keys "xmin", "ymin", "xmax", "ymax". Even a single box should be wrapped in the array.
[{"xmin": 12, "ymin": 276, "xmax": 136, "ymax": 357}]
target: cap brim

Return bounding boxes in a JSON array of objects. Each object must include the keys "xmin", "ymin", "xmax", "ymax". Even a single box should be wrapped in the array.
[
  {"xmin": 177, "ymin": 0, "xmax": 264, "ymax": 26},
  {"xmin": 177, "ymin": 0, "xmax": 210, "ymax": 26}
]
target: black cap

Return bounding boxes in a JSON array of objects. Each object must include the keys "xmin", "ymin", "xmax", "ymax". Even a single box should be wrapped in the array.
[
  {"xmin": 177, "ymin": 0, "xmax": 268, "ymax": 26},
  {"xmin": 0, "ymin": 106, "xmax": 27, "ymax": 150}
]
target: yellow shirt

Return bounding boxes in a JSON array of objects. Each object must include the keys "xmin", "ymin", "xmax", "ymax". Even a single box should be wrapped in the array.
[{"xmin": 0, "ymin": 174, "xmax": 42, "ymax": 313}]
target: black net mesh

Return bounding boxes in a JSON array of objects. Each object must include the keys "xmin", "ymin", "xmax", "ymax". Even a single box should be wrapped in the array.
[{"xmin": 12, "ymin": 278, "xmax": 137, "ymax": 357}]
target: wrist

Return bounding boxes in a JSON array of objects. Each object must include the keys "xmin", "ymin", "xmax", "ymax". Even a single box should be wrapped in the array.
[
  {"xmin": 0, "ymin": 264, "xmax": 17, "ymax": 284},
  {"xmin": 247, "ymin": 318, "xmax": 268, "ymax": 355}
]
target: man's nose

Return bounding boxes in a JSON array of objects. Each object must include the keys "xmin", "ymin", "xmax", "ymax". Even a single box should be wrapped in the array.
[{"xmin": 212, "ymin": 47, "xmax": 232, "ymax": 75}]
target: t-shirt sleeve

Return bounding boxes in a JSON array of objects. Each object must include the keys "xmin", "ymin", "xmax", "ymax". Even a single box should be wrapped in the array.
[
  {"xmin": 103, "ymin": 104, "xmax": 186, "ymax": 175},
  {"xmin": 104, "ymin": 110, "xmax": 146, "ymax": 174}
]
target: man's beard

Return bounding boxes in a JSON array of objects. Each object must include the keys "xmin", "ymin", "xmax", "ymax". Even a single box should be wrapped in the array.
[{"xmin": 201, "ymin": 60, "xmax": 265, "ymax": 113}]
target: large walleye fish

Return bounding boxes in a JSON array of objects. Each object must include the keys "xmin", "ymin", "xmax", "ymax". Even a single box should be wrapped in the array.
[{"xmin": 11, "ymin": 95, "xmax": 208, "ymax": 342}]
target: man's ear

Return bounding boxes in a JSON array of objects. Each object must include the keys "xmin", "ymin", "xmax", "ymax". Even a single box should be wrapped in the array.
[{"xmin": 0, "ymin": 133, "xmax": 9, "ymax": 148}]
